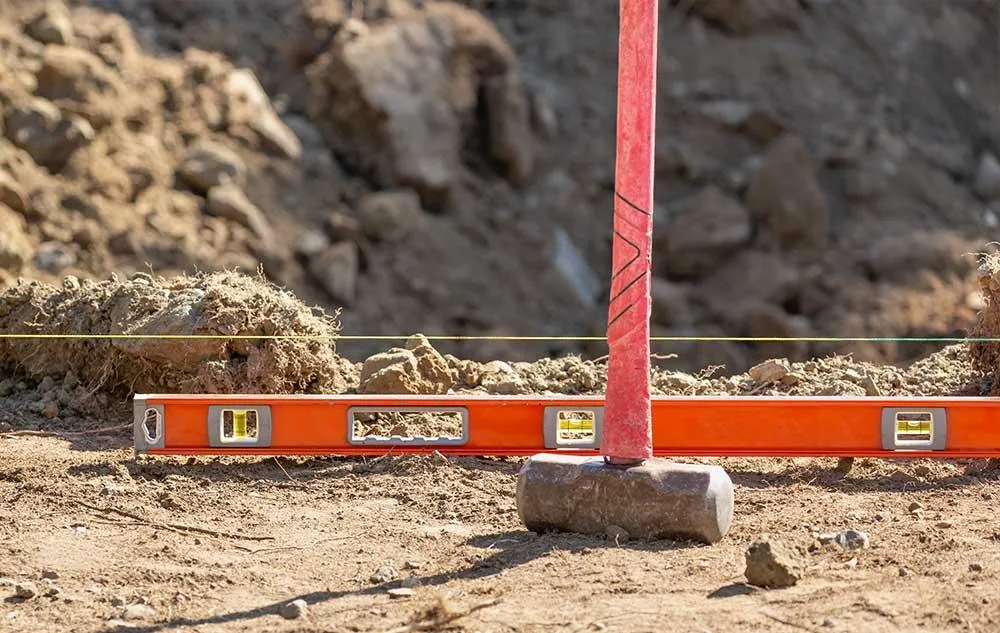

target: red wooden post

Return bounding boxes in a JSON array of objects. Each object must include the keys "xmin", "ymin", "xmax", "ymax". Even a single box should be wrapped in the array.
[{"xmin": 603, "ymin": 0, "xmax": 658, "ymax": 463}]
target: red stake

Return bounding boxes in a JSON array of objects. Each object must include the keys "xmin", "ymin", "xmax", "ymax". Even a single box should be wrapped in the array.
[{"xmin": 603, "ymin": 0, "xmax": 658, "ymax": 463}]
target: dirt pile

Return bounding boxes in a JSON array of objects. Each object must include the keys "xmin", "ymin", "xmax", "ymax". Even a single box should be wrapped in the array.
[
  {"xmin": 0, "ymin": 271, "xmax": 350, "ymax": 393},
  {"xmin": 1, "ymin": 0, "xmax": 998, "ymax": 372}
]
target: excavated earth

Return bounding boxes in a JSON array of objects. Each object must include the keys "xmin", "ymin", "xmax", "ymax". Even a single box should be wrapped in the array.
[
  {"xmin": 1, "ymin": 270, "xmax": 1000, "ymax": 632},
  {"xmin": 2, "ymin": 0, "xmax": 1000, "ymax": 631}
]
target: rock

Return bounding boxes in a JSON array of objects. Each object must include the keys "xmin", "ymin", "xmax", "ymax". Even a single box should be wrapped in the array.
[
  {"xmin": 40, "ymin": 570, "xmax": 58, "ymax": 580},
  {"xmin": 659, "ymin": 186, "xmax": 752, "ymax": 278},
  {"xmin": 370, "ymin": 565, "xmax": 397, "ymax": 584},
  {"xmin": 280, "ymin": 599, "xmax": 307, "ymax": 619},
  {"xmin": 25, "ymin": 3, "xmax": 75, "ymax": 45},
  {"xmin": 914, "ymin": 464, "xmax": 932, "ymax": 477},
  {"xmin": 479, "ymin": 360, "xmax": 526, "ymax": 395},
  {"xmin": 324, "ymin": 211, "xmax": 361, "ymax": 242},
  {"xmin": 0, "ymin": 206, "xmax": 32, "ymax": 274},
  {"xmin": 178, "ymin": 141, "xmax": 247, "ymax": 193},
  {"xmin": 294, "ymin": 232, "xmax": 330, "ymax": 260},
  {"xmin": 387, "ymin": 587, "xmax": 414, "ymax": 598},
  {"xmin": 605, "ymin": 525, "xmax": 630, "ymax": 543},
  {"xmin": 0, "ymin": 171, "xmax": 27, "ymax": 214},
  {"xmin": 651, "ymin": 278, "xmax": 693, "ymax": 327},
  {"xmin": 399, "ymin": 577, "xmax": 422, "ymax": 588},
  {"xmin": 689, "ymin": 0, "xmax": 803, "ymax": 34},
  {"xmin": 974, "ymin": 153, "xmax": 1000, "ymax": 199},
  {"xmin": 908, "ymin": 501, "xmax": 925, "ymax": 513},
  {"xmin": 356, "ymin": 190, "xmax": 424, "ymax": 241},
  {"xmin": 403, "ymin": 561, "xmax": 423, "ymax": 570},
  {"xmin": 308, "ymin": 242, "xmax": 359, "ymax": 305},
  {"xmin": 6, "ymin": 96, "xmax": 95, "ymax": 172},
  {"xmin": 936, "ymin": 521, "xmax": 954, "ymax": 529},
  {"xmin": 14, "ymin": 582, "xmax": 38, "ymax": 599},
  {"xmin": 33, "ymin": 241, "xmax": 76, "ymax": 274},
  {"xmin": 358, "ymin": 341, "xmax": 455, "ymax": 395},
  {"xmin": 748, "ymin": 358, "xmax": 790, "ymax": 384},
  {"xmin": 224, "ymin": 69, "xmax": 302, "ymax": 160},
  {"xmin": 874, "ymin": 511, "xmax": 889, "ymax": 521},
  {"xmin": 34, "ymin": 45, "xmax": 126, "ymax": 127},
  {"xmin": 818, "ymin": 530, "xmax": 870, "ymax": 551},
  {"xmin": 40, "ymin": 401, "xmax": 60, "ymax": 419},
  {"xmin": 970, "ymin": 563, "xmax": 984, "ymax": 572},
  {"xmin": 744, "ymin": 535, "xmax": 805, "ymax": 588},
  {"xmin": 206, "ymin": 185, "xmax": 271, "ymax": 242},
  {"xmin": 746, "ymin": 135, "xmax": 830, "ymax": 249},
  {"xmin": 307, "ymin": 3, "xmax": 530, "ymax": 206}
]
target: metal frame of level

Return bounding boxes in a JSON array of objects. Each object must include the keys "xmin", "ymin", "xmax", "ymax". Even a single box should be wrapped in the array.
[{"xmin": 133, "ymin": 394, "xmax": 1000, "ymax": 458}]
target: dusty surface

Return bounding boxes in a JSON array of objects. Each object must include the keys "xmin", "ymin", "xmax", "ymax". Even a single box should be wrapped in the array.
[{"xmin": 2, "ymin": 429, "xmax": 1000, "ymax": 633}]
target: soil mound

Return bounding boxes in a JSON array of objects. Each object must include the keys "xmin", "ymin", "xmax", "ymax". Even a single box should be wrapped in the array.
[{"xmin": 0, "ymin": 271, "xmax": 350, "ymax": 393}]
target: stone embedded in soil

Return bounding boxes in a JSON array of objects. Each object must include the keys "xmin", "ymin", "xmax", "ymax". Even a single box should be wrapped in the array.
[
  {"xmin": 206, "ymin": 184, "xmax": 272, "ymax": 242},
  {"xmin": 748, "ymin": 358, "xmax": 790, "ymax": 384},
  {"xmin": 0, "ymin": 205, "xmax": 31, "ymax": 274},
  {"xmin": 280, "ymin": 599, "xmax": 307, "ymax": 619},
  {"xmin": 14, "ymin": 582, "xmax": 38, "ymax": 599},
  {"xmin": 308, "ymin": 241, "xmax": 359, "ymax": 304},
  {"xmin": 224, "ymin": 69, "xmax": 302, "ymax": 160},
  {"xmin": 387, "ymin": 587, "xmax": 414, "ymax": 598},
  {"xmin": 370, "ymin": 566, "xmax": 396, "ymax": 584},
  {"xmin": 358, "ymin": 340, "xmax": 455, "ymax": 395},
  {"xmin": 122, "ymin": 603, "xmax": 156, "ymax": 621},
  {"xmin": 0, "ymin": 170, "xmax": 27, "ymax": 214},
  {"xmin": 659, "ymin": 185, "xmax": 752, "ymax": 278},
  {"xmin": 33, "ymin": 241, "xmax": 77, "ymax": 274},
  {"xmin": 6, "ymin": 96, "xmax": 96, "ymax": 171},
  {"xmin": 178, "ymin": 140, "xmax": 247, "ymax": 193},
  {"xmin": 25, "ymin": 3, "xmax": 75, "ymax": 45},
  {"xmin": 746, "ymin": 135, "xmax": 830, "ymax": 249},
  {"xmin": 744, "ymin": 535, "xmax": 806, "ymax": 588},
  {"xmin": 357, "ymin": 189, "xmax": 424, "ymax": 242},
  {"xmin": 605, "ymin": 525, "xmax": 630, "ymax": 543}
]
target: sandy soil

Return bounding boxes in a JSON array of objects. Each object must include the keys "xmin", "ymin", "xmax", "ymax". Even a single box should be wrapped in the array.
[{"xmin": 2, "ymin": 433, "xmax": 999, "ymax": 633}]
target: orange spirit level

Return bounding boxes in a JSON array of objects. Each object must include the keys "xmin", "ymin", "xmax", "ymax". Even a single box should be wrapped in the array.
[{"xmin": 133, "ymin": 394, "xmax": 1000, "ymax": 458}]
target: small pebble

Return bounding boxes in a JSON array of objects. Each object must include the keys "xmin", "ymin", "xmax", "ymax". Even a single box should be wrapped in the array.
[
  {"xmin": 914, "ymin": 464, "xmax": 931, "ymax": 477},
  {"xmin": 970, "ymin": 563, "xmax": 984, "ymax": 572},
  {"xmin": 14, "ymin": 583, "xmax": 38, "ymax": 599},
  {"xmin": 403, "ymin": 561, "xmax": 423, "ymax": 570},
  {"xmin": 908, "ymin": 502, "xmax": 924, "ymax": 513},
  {"xmin": 822, "ymin": 619, "xmax": 835, "ymax": 628},
  {"xmin": 41, "ymin": 570, "xmax": 58, "ymax": 580},
  {"xmin": 387, "ymin": 588, "xmax": 414, "ymax": 599},
  {"xmin": 898, "ymin": 567, "xmax": 911, "ymax": 577},
  {"xmin": 123, "ymin": 604, "xmax": 156, "ymax": 621},
  {"xmin": 280, "ymin": 599, "xmax": 307, "ymax": 620},
  {"xmin": 370, "ymin": 566, "xmax": 396, "ymax": 584},
  {"xmin": 936, "ymin": 521, "xmax": 954, "ymax": 529}
]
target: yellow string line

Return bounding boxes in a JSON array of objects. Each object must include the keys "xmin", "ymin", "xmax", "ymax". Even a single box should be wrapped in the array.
[{"xmin": 0, "ymin": 334, "xmax": 992, "ymax": 343}]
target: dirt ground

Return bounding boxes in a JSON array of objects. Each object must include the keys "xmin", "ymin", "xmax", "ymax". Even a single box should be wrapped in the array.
[{"xmin": 2, "ymin": 434, "xmax": 1000, "ymax": 633}]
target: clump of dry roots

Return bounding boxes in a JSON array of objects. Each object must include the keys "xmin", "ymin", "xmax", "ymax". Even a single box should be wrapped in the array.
[{"xmin": 0, "ymin": 271, "xmax": 351, "ymax": 393}]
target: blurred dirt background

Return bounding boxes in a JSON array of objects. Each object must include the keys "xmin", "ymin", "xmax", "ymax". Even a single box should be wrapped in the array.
[{"xmin": 0, "ymin": 0, "xmax": 997, "ymax": 369}]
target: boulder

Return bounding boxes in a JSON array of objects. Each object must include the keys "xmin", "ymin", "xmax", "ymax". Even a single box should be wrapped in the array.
[
  {"xmin": 356, "ymin": 189, "xmax": 424, "ymax": 241},
  {"xmin": 307, "ymin": 3, "xmax": 532, "ymax": 206}
]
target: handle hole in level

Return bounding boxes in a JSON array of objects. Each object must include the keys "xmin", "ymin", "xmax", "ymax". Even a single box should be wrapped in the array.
[
  {"xmin": 142, "ymin": 408, "xmax": 161, "ymax": 444},
  {"xmin": 349, "ymin": 408, "xmax": 466, "ymax": 443}
]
